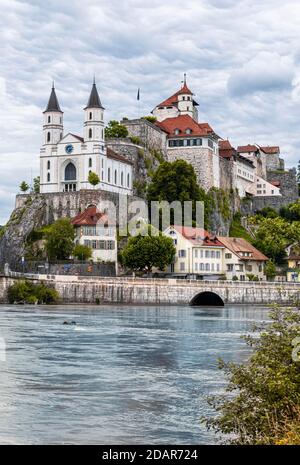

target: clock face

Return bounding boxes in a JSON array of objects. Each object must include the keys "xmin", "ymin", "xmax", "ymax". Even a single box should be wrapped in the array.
[{"xmin": 65, "ymin": 144, "xmax": 74, "ymax": 154}]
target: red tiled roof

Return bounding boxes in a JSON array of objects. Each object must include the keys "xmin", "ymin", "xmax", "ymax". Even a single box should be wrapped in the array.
[
  {"xmin": 271, "ymin": 181, "xmax": 281, "ymax": 187},
  {"xmin": 157, "ymin": 84, "xmax": 193, "ymax": 107},
  {"xmin": 155, "ymin": 114, "xmax": 214, "ymax": 138},
  {"xmin": 219, "ymin": 139, "xmax": 236, "ymax": 159},
  {"xmin": 106, "ymin": 147, "xmax": 133, "ymax": 165},
  {"xmin": 237, "ymin": 144, "xmax": 258, "ymax": 153},
  {"xmin": 172, "ymin": 225, "xmax": 224, "ymax": 247},
  {"xmin": 71, "ymin": 206, "xmax": 111, "ymax": 226},
  {"xmin": 259, "ymin": 146, "xmax": 280, "ymax": 154},
  {"xmin": 217, "ymin": 237, "xmax": 268, "ymax": 261}
]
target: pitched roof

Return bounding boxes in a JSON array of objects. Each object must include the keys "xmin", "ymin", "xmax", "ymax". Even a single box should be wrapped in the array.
[
  {"xmin": 71, "ymin": 206, "xmax": 111, "ymax": 226},
  {"xmin": 44, "ymin": 85, "xmax": 62, "ymax": 112},
  {"xmin": 85, "ymin": 82, "xmax": 104, "ymax": 110},
  {"xmin": 106, "ymin": 147, "xmax": 133, "ymax": 165},
  {"xmin": 155, "ymin": 114, "xmax": 214, "ymax": 138},
  {"xmin": 259, "ymin": 146, "xmax": 280, "ymax": 154},
  {"xmin": 70, "ymin": 133, "xmax": 84, "ymax": 142},
  {"xmin": 237, "ymin": 144, "xmax": 259, "ymax": 153},
  {"xmin": 157, "ymin": 83, "xmax": 195, "ymax": 107},
  {"xmin": 171, "ymin": 225, "xmax": 224, "ymax": 247},
  {"xmin": 217, "ymin": 237, "xmax": 268, "ymax": 261},
  {"xmin": 219, "ymin": 139, "xmax": 236, "ymax": 159}
]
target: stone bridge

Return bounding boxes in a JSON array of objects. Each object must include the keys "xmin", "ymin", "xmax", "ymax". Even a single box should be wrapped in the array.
[{"xmin": 0, "ymin": 274, "xmax": 300, "ymax": 306}]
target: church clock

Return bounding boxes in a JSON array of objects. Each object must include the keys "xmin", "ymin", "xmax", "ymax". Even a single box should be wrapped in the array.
[{"xmin": 65, "ymin": 144, "xmax": 74, "ymax": 154}]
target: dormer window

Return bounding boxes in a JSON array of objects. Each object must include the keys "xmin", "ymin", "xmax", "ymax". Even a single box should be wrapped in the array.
[
  {"xmin": 174, "ymin": 128, "xmax": 180, "ymax": 135},
  {"xmin": 186, "ymin": 128, "xmax": 192, "ymax": 134}
]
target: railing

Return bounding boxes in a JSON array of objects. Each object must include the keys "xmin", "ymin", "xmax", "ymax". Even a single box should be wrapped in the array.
[{"xmin": 4, "ymin": 271, "xmax": 300, "ymax": 288}]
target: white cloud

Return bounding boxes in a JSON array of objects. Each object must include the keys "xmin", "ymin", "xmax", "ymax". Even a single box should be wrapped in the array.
[{"xmin": 0, "ymin": 0, "xmax": 300, "ymax": 224}]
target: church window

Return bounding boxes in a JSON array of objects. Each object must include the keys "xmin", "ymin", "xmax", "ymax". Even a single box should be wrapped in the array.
[
  {"xmin": 60, "ymin": 132, "xmax": 62, "ymax": 140},
  {"xmin": 121, "ymin": 172, "xmax": 124, "ymax": 186},
  {"xmin": 108, "ymin": 168, "xmax": 111, "ymax": 182},
  {"xmin": 47, "ymin": 173, "xmax": 50, "ymax": 182},
  {"xmin": 89, "ymin": 112, "xmax": 92, "ymax": 120},
  {"xmin": 89, "ymin": 158, "xmax": 92, "ymax": 168},
  {"xmin": 127, "ymin": 173, "xmax": 130, "ymax": 187},
  {"xmin": 89, "ymin": 128, "xmax": 92, "ymax": 139},
  {"xmin": 48, "ymin": 116, "xmax": 51, "ymax": 123},
  {"xmin": 47, "ymin": 160, "xmax": 50, "ymax": 170},
  {"xmin": 114, "ymin": 170, "xmax": 117, "ymax": 184},
  {"xmin": 65, "ymin": 162, "xmax": 76, "ymax": 181},
  {"xmin": 47, "ymin": 132, "xmax": 50, "ymax": 142},
  {"xmin": 60, "ymin": 117, "xmax": 62, "ymax": 124}
]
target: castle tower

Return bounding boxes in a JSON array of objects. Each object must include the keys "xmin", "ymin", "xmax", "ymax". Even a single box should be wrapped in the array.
[
  {"xmin": 84, "ymin": 80, "xmax": 105, "ymax": 142},
  {"xmin": 43, "ymin": 83, "xmax": 63, "ymax": 145},
  {"xmin": 177, "ymin": 74, "xmax": 197, "ymax": 120}
]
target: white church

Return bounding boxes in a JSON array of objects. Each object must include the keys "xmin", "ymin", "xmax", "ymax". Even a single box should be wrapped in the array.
[{"xmin": 40, "ymin": 82, "xmax": 133, "ymax": 195}]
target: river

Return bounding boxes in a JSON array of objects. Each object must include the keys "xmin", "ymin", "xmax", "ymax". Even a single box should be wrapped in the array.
[{"xmin": 0, "ymin": 304, "xmax": 270, "ymax": 444}]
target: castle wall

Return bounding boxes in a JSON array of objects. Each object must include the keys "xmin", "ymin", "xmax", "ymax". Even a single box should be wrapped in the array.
[
  {"xmin": 219, "ymin": 157, "xmax": 234, "ymax": 191},
  {"xmin": 122, "ymin": 119, "xmax": 167, "ymax": 155},
  {"xmin": 267, "ymin": 168, "xmax": 298, "ymax": 202}
]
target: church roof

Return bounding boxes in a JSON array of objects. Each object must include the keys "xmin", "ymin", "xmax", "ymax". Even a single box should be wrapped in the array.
[
  {"xmin": 155, "ymin": 114, "xmax": 214, "ymax": 137},
  {"xmin": 44, "ymin": 85, "xmax": 62, "ymax": 112},
  {"xmin": 85, "ymin": 82, "xmax": 104, "ymax": 110}
]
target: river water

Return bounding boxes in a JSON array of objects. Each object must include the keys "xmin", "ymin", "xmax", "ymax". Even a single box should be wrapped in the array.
[{"xmin": 0, "ymin": 304, "xmax": 270, "ymax": 444}]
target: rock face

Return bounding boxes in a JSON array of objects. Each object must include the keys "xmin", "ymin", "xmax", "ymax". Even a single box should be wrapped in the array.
[
  {"xmin": 208, "ymin": 189, "xmax": 240, "ymax": 236},
  {"xmin": 0, "ymin": 196, "xmax": 48, "ymax": 270}
]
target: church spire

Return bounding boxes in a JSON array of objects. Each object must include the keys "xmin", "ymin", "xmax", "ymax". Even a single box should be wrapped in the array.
[
  {"xmin": 85, "ymin": 80, "xmax": 104, "ymax": 110},
  {"xmin": 44, "ymin": 83, "xmax": 62, "ymax": 112}
]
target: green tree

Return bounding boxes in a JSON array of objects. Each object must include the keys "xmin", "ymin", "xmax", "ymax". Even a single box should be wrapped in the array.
[
  {"xmin": 45, "ymin": 218, "xmax": 75, "ymax": 260},
  {"xmin": 33, "ymin": 176, "xmax": 40, "ymax": 194},
  {"xmin": 7, "ymin": 280, "xmax": 58, "ymax": 304},
  {"xmin": 147, "ymin": 160, "xmax": 208, "ymax": 226},
  {"xmin": 73, "ymin": 243, "xmax": 92, "ymax": 261},
  {"xmin": 120, "ymin": 233, "xmax": 176, "ymax": 274},
  {"xmin": 88, "ymin": 171, "xmax": 100, "ymax": 188},
  {"xmin": 105, "ymin": 120, "xmax": 129, "ymax": 139},
  {"xmin": 19, "ymin": 181, "xmax": 29, "ymax": 193},
  {"xmin": 264, "ymin": 260, "xmax": 277, "ymax": 281},
  {"xmin": 252, "ymin": 217, "xmax": 291, "ymax": 264},
  {"xmin": 204, "ymin": 306, "xmax": 300, "ymax": 445}
]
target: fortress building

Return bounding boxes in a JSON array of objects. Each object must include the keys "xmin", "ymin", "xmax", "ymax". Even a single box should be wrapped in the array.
[{"xmin": 40, "ymin": 82, "xmax": 133, "ymax": 195}]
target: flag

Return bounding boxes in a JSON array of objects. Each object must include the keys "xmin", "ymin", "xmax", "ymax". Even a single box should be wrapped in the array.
[{"xmin": 137, "ymin": 88, "xmax": 140, "ymax": 101}]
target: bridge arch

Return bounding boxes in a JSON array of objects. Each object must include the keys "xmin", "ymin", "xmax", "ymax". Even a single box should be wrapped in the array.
[{"xmin": 190, "ymin": 291, "xmax": 224, "ymax": 307}]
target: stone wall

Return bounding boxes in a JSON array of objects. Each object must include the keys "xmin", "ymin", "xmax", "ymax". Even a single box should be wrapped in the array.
[
  {"xmin": 1, "ymin": 275, "xmax": 299, "ymax": 305},
  {"xmin": 267, "ymin": 168, "xmax": 298, "ymax": 202},
  {"xmin": 219, "ymin": 156, "xmax": 234, "ymax": 191},
  {"xmin": 122, "ymin": 118, "xmax": 167, "ymax": 155},
  {"xmin": 167, "ymin": 147, "xmax": 218, "ymax": 191}
]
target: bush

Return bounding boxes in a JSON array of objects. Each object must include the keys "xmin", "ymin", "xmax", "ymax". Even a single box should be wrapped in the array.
[
  {"xmin": 7, "ymin": 280, "xmax": 59, "ymax": 304},
  {"xmin": 73, "ymin": 244, "xmax": 92, "ymax": 261}
]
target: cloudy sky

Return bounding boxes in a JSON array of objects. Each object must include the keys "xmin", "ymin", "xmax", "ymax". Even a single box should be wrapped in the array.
[{"xmin": 1, "ymin": 0, "xmax": 300, "ymax": 224}]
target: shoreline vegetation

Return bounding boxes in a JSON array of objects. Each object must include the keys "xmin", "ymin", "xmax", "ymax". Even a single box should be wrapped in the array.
[
  {"xmin": 7, "ymin": 280, "xmax": 59, "ymax": 305},
  {"xmin": 203, "ymin": 305, "xmax": 300, "ymax": 445}
]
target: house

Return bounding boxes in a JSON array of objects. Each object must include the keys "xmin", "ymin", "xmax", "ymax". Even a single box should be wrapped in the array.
[
  {"xmin": 286, "ymin": 255, "xmax": 300, "ymax": 282},
  {"xmin": 71, "ymin": 206, "xmax": 117, "ymax": 268},
  {"xmin": 217, "ymin": 236, "xmax": 268, "ymax": 281},
  {"xmin": 163, "ymin": 225, "xmax": 225, "ymax": 279}
]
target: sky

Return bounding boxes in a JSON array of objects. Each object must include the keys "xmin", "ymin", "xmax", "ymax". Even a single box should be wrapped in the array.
[{"xmin": 1, "ymin": 0, "xmax": 300, "ymax": 224}]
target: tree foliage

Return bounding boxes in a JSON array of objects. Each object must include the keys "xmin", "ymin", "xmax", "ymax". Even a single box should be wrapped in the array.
[
  {"xmin": 8, "ymin": 280, "xmax": 59, "ymax": 304},
  {"xmin": 120, "ymin": 232, "xmax": 176, "ymax": 273},
  {"xmin": 264, "ymin": 260, "xmax": 277, "ymax": 280},
  {"xmin": 73, "ymin": 244, "xmax": 92, "ymax": 261},
  {"xmin": 205, "ymin": 306, "xmax": 300, "ymax": 445},
  {"xmin": 33, "ymin": 176, "xmax": 40, "ymax": 194},
  {"xmin": 105, "ymin": 120, "xmax": 129, "ymax": 139},
  {"xmin": 45, "ymin": 218, "xmax": 75, "ymax": 260},
  {"xmin": 88, "ymin": 171, "xmax": 100, "ymax": 187},
  {"xmin": 147, "ymin": 160, "xmax": 208, "ymax": 226},
  {"xmin": 19, "ymin": 181, "xmax": 29, "ymax": 192}
]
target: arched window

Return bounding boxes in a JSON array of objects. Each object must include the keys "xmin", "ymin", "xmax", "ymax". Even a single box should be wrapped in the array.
[
  {"xmin": 114, "ymin": 170, "xmax": 117, "ymax": 184},
  {"xmin": 108, "ymin": 167, "xmax": 111, "ymax": 182},
  {"xmin": 47, "ymin": 132, "xmax": 51, "ymax": 142},
  {"xmin": 89, "ymin": 158, "xmax": 92, "ymax": 168},
  {"xmin": 48, "ymin": 116, "xmax": 51, "ymax": 123},
  {"xmin": 47, "ymin": 160, "xmax": 50, "ymax": 170},
  {"xmin": 174, "ymin": 128, "xmax": 180, "ymax": 135},
  {"xmin": 121, "ymin": 172, "xmax": 124, "ymax": 186},
  {"xmin": 127, "ymin": 173, "xmax": 130, "ymax": 187},
  {"xmin": 89, "ymin": 112, "xmax": 92, "ymax": 120},
  {"xmin": 89, "ymin": 128, "xmax": 92, "ymax": 139},
  {"xmin": 60, "ymin": 132, "xmax": 62, "ymax": 139},
  {"xmin": 47, "ymin": 172, "xmax": 50, "ymax": 182},
  {"xmin": 65, "ymin": 162, "xmax": 76, "ymax": 181}
]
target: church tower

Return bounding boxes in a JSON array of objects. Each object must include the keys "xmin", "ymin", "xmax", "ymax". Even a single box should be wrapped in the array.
[
  {"xmin": 43, "ymin": 83, "xmax": 63, "ymax": 145},
  {"xmin": 83, "ymin": 80, "xmax": 105, "ymax": 142}
]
